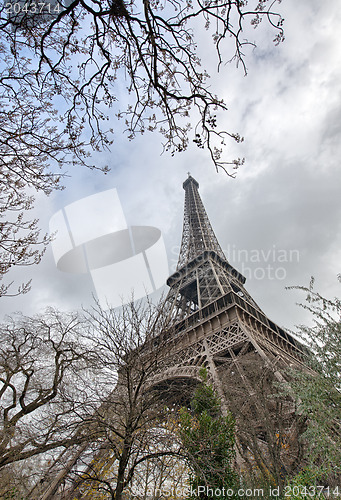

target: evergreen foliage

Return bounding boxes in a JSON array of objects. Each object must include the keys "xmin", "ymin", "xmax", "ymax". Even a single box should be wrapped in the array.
[
  {"xmin": 285, "ymin": 279, "xmax": 341, "ymax": 479},
  {"xmin": 178, "ymin": 368, "xmax": 238, "ymax": 499}
]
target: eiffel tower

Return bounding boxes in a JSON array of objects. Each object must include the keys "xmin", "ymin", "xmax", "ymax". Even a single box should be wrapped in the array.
[
  {"xmin": 146, "ymin": 174, "xmax": 307, "ymax": 478},
  {"xmin": 38, "ymin": 175, "xmax": 307, "ymax": 497},
  {"xmin": 150, "ymin": 174, "xmax": 306, "ymax": 378}
]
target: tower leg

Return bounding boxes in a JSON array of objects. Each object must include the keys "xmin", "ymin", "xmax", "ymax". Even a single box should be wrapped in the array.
[{"xmin": 37, "ymin": 444, "xmax": 88, "ymax": 500}]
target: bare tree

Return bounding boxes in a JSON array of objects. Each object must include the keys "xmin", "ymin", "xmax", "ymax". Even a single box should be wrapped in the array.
[
  {"xmin": 0, "ymin": 308, "xmax": 99, "ymax": 470},
  {"xmin": 0, "ymin": 90, "xmax": 52, "ymax": 297},
  {"xmin": 0, "ymin": 453, "xmax": 49, "ymax": 499},
  {"xmin": 129, "ymin": 452, "xmax": 190, "ymax": 499},
  {"xmin": 0, "ymin": 0, "xmax": 283, "ymax": 295},
  {"xmin": 58, "ymin": 299, "xmax": 183, "ymax": 500},
  {"xmin": 0, "ymin": 299, "xmax": 186, "ymax": 499},
  {"xmin": 1, "ymin": 0, "xmax": 284, "ymax": 173},
  {"xmin": 0, "ymin": 40, "xmax": 108, "ymax": 297},
  {"xmin": 220, "ymin": 356, "xmax": 306, "ymax": 489}
]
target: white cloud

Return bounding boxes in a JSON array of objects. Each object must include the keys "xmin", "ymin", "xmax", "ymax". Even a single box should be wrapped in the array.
[{"xmin": 1, "ymin": 0, "xmax": 340, "ymax": 332}]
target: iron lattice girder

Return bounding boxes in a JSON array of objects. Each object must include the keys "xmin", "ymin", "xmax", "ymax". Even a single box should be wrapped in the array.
[
  {"xmin": 163, "ymin": 290, "xmax": 307, "ymax": 364},
  {"xmin": 177, "ymin": 176, "xmax": 226, "ymax": 269},
  {"xmin": 154, "ymin": 296, "xmax": 307, "ymax": 378},
  {"xmin": 166, "ymin": 250, "xmax": 261, "ymax": 320}
]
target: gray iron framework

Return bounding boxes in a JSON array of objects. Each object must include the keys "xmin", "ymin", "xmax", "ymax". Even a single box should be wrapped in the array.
[
  {"xmin": 176, "ymin": 176, "xmax": 226, "ymax": 269},
  {"xmin": 146, "ymin": 175, "xmax": 308, "ymax": 477}
]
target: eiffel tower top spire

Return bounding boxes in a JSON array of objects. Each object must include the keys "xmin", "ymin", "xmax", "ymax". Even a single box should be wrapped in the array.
[{"xmin": 177, "ymin": 175, "xmax": 226, "ymax": 269}]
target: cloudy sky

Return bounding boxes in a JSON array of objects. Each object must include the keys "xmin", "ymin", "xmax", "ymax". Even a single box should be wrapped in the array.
[{"xmin": 1, "ymin": 0, "xmax": 341, "ymax": 332}]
